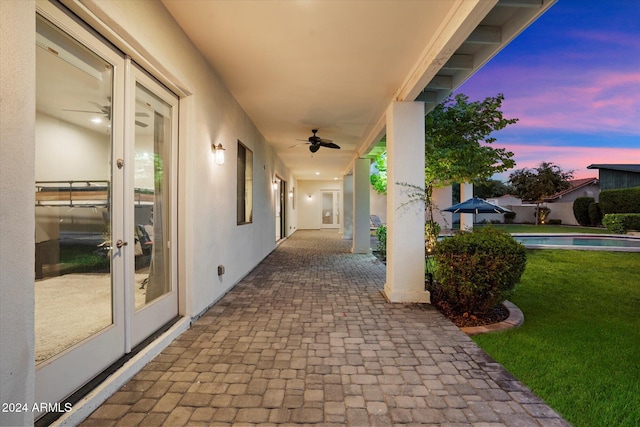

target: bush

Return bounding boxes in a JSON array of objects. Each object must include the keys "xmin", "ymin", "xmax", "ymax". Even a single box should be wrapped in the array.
[
  {"xmin": 599, "ymin": 187, "xmax": 640, "ymax": 214},
  {"xmin": 588, "ymin": 202, "xmax": 602, "ymax": 226},
  {"xmin": 433, "ymin": 227, "xmax": 527, "ymax": 316},
  {"xmin": 573, "ymin": 197, "xmax": 594, "ymax": 226},
  {"xmin": 375, "ymin": 225, "xmax": 387, "ymax": 259},
  {"xmin": 504, "ymin": 211, "xmax": 516, "ymax": 224},
  {"xmin": 547, "ymin": 219, "xmax": 562, "ymax": 225},
  {"xmin": 603, "ymin": 213, "xmax": 640, "ymax": 234}
]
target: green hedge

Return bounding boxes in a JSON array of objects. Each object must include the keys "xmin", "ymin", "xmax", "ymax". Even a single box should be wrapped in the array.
[
  {"xmin": 602, "ymin": 213, "xmax": 640, "ymax": 234},
  {"xmin": 599, "ymin": 187, "xmax": 640, "ymax": 214},
  {"xmin": 588, "ymin": 202, "xmax": 602, "ymax": 226},
  {"xmin": 433, "ymin": 227, "xmax": 527, "ymax": 315},
  {"xmin": 573, "ymin": 197, "xmax": 594, "ymax": 226}
]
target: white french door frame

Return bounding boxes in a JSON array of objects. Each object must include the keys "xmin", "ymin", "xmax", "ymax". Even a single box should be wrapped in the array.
[
  {"xmin": 124, "ymin": 60, "xmax": 179, "ymax": 350},
  {"xmin": 35, "ymin": 1, "xmax": 179, "ymax": 412}
]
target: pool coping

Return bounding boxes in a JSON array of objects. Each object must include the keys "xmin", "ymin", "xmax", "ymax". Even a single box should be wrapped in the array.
[{"xmin": 512, "ymin": 233, "xmax": 640, "ymax": 252}]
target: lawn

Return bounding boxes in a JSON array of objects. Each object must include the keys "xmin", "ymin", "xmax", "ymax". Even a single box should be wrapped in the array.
[
  {"xmin": 473, "ymin": 250, "xmax": 640, "ymax": 427},
  {"xmin": 475, "ymin": 223, "xmax": 612, "ymax": 234}
]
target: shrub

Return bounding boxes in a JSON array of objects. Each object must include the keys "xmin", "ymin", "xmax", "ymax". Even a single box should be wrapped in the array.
[
  {"xmin": 588, "ymin": 202, "xmax": 602, "ymax": 226},
  {"xmin": 504, "ymin": 211, "xmax": 516, "ymax": 224},
  {"xmin": 434, "ymin": 227, "xmax": 527, "ymax": 316},
  {"xmin": 603, "ymin": 213, "xmax": 640, "ymax": 234},
  {"xmin": 599, "ymin": 186, "xmax": 640, "ymax": 214},
  {"xmin": 375, "ymin": 225, "xmax": 387, "ymax": 259},
  {"xmin": 573, "ymin": 197, "xmax": 594, "ymax": 226},
  {"xmin": 548, "ymin": 219, "xmax": 562, "ymax": 225}
]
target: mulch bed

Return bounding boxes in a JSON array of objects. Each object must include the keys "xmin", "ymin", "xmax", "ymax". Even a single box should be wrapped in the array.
[{"xmin": 432, "ymin": 298, "xmax": 509, "ymax": 328}]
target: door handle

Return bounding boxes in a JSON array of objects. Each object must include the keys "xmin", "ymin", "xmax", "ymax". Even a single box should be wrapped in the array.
[{"xmin": 116, "ymin": 240, "xmax": 128, "ymax": 249}]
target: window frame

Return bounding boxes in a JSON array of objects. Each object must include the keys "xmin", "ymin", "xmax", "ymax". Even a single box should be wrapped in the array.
[{"xmin": 236, "ymin": 140, "xmax": 253, "ymax": 225}]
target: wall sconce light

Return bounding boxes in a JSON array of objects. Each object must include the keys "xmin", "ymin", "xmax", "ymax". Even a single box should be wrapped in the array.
[
  {"xmin": 212, "ymin": 143, "xmax": 225, "ymax": 165},
  {"xmin": 273, "ymin": 180, "xmax": 278, "ymax": 191}
]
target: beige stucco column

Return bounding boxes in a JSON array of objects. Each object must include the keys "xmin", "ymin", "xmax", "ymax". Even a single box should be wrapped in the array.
[
  {"xmin": 459, "ymin": 182, "xmax": 474, "ymax": 230},
  {"xmin": 384, "ymin": 102, "xmax": 429, "ymax": 303},
  {"xmin": 352, "ymin": 159, "xmax": 370, "ymax": 253},
  {"xmin": 342, "ymin": 174, "xmax": 353, "ymax": 240}
]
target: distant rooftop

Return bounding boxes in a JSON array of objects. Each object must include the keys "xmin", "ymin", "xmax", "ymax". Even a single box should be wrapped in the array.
[
  {"xmin": 544, "ymin": 177, "xmax": 599, "ymax": 201},
  {"xmin": 587, "ymin": 164, "xmax": 640, "ymax": 173}
]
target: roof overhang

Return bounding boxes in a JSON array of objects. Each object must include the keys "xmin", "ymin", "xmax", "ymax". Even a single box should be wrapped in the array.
[{"xmin": 162, "ymin": 0, "xmax": 556, "ymax": 180}]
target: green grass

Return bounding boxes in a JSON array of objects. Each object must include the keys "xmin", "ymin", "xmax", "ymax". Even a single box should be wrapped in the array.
[
  {"xmin": 475, "ymin": 223, "xmax": 612, "ymax": 234},
  {"xmin": 473, "ymin": 250, "xmax": 640, "ymax": 427}
]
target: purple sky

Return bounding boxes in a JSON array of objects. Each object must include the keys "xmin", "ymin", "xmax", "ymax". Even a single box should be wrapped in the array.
[{"xmin": 455, "ymin": 0, "xmax": 640, "ymax": 181}]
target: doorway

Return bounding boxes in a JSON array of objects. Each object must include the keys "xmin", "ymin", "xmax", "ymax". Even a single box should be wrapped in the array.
[
  {"xmin": 321, "ymin": 190, "xmax": 341, "ymax": 229},
  {"xmin": 274, "ymin": 177, "xmax": 286, "ymax": 241},
  {"xmin": 34, "ymin": 8, "xmax": 179, "ymax": 413}
]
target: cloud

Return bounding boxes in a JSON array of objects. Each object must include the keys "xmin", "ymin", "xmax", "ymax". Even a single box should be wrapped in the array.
[{"xmin": 495, "ymin": 144, "xmax": 640, "ymax": 180}]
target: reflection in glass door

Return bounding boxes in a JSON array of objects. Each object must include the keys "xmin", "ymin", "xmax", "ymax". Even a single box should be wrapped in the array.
[
  {"xmin": 35, "ymin": 13, "xmax": 125, "ymax": 410},
  {"xmin": 128, "ymin": 66, "xmax": 179, "ymax": 348}
]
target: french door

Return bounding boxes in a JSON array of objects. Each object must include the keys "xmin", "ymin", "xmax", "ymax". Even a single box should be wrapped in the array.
[
  {"xmin": 321, "ymin": 190, "xmax": 341, "ymax": 229},
  {"xmin": 274, "ymin": 177, "xmax": 286, "ymax": 241},
  {"xmin": 35, "ymin": 4, "xmax": 178, "ymax": 413}
]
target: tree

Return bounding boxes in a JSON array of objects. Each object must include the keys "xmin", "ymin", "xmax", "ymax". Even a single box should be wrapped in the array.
[
  {"xmin": 473, "ymin": 178, "xmax": 512, "ymax": 199},
  {"xmin": 508, "ymin": 162, "xmax": 573, "ymax": 224},
  {"xmin": 370, "ymin": 93, "xmax": 517, "ymax": 196}
]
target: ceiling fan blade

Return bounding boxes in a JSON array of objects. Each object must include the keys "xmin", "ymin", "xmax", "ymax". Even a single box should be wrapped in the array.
[
  {"xmin": 319, "ymin": 138, "xmax": 333, "ymax": 144},
  {"xmin": 309, "ymin": 144, "xmax": 320, "ymax": 153},
  {"xmin": 320, "ymin": 141, "xmax": 340, "ymax": 149},
  {"xmin": 135, "ymin": 120, "xmax": 148, "ymax": 128},
  {"xmin": 289, "ymin": 142, "xmax": 308, "ymax": 149}
]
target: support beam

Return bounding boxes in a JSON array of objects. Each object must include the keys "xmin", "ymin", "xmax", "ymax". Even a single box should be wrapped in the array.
[
  {"xmin": 466, "ymin": 25, "xmax": 502, "ymax": 44},
  {"xmin": 459, "ymin": 182, "xmax": 474, "ymax": 230},
  {"xmin": 351, "ymin": 159, "xmax": 370, "ymax": 254},
  {"xmin": 384, "ymin": 102, "xmax": 429, "ymax": 303},
  {"xmin": 424, "ymin": 75, "xmax": 452, "ymax": 90},
  {"xmin": 442, "ymin": 54, "xmax": 474, "ymax": 71},
  {"xmin": 498, "ymin": 0, "xmax": 543, "ymax": 8}
]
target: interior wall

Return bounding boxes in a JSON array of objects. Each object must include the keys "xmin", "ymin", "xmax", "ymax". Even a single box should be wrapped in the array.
[
  {"xmin": 296, "ymin": 180, "xmax": 342, "ymax": 229},
  {"xmin": 35, "ymin": 112, "xmax": 110, "ymax": 181},
  {"xmin": 0, "ymin": 1, "xmax": 36, "ymax": 426}
]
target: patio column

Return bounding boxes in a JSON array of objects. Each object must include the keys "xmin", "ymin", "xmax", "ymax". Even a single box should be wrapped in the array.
[
  {"xmin": 384, "ymin": 101, "xmax": 429, "ymax": 303},
  {"xmin": 459, "ymin": 182, "xmax": 474, "ymax": 230},
  {"xmin": 352, "ymin": 158, "xmax": 370, "ymax": 253},
  {"xmin": 342, "ymin": 174, "xmax": 353, "ymax": 240}
]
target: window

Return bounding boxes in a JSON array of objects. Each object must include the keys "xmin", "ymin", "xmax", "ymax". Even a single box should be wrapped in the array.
[{"xmin": 237, "ymin": 140, "xmax": 253, "ymax": 224}]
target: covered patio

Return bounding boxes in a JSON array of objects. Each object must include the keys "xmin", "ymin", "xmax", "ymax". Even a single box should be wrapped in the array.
[{"xmin": 78, "ymin": 231, "xmax": 567, "ymax": 426}]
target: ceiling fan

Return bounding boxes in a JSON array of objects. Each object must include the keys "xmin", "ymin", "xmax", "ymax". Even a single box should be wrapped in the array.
[
  {"xmin": 63, "ymin": 100, "xmax": 149, "ymax": 127},
  {"xmin": 291, "ymin": 129, "xmax": 340, "ymax": 153}
]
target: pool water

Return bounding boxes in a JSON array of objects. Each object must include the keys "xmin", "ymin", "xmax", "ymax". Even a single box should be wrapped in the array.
[{"xmin": 513, "ymin": 235, "xmax": 640, "ymax": 250}]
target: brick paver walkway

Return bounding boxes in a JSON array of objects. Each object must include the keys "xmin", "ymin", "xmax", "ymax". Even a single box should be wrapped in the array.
[{"xmin": 81, "ymin": 230, "xmax": 568, "ymax": 426}]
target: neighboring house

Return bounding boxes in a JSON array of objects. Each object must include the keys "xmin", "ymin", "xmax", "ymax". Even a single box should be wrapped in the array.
[
  {"xmin": 1, "ymin": 1, "xmax": 556, "ymax": 425},
  {"xmin": 542, "ymin": 178, "xmax": 600, "ymax": 225},
  {"xmin": 587, "ymin": 164, "xmax": 640, "ymax": 190}
]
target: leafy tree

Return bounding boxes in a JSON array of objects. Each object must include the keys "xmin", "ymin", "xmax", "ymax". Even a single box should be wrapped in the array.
[
  {"xmin": 508, "ymin": 162, "xmax": 573, "ymax": 224},
  {"xmin": 424, "ymin": 93, "xmax": 517, "ymax": 189},
  {"xmin": 473, "ymin": 178, "xmax": 512, "ymax": 199},
  {"xmin": 369, "ymin": 149, "xmax": 387, "ymax": 195},
  {"xmin": 371, "ymin": 93, "xmax": 517, "ymax": 193}
]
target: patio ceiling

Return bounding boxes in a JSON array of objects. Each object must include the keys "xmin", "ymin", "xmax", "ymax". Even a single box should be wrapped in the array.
[{"xmin": 162, "ymin": 0, "xmax": 555, "ymax": 181}]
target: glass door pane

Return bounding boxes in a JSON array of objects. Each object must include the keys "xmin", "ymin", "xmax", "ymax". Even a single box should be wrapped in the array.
[
  {"xmin": 128, "ymin": 66, "xmax": 179, "ymax": 348},
  {"xmin": 133, "ymin": 83, "xmax": 172, "ymax": 308},
  {"xmin": 35, "ymin": 15, "xmax": 115, "ymax": 364}
]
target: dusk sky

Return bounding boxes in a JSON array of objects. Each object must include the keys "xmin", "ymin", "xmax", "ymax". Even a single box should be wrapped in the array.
[{"xmin": 455, "ymin": 0, "xmax": 639, "ymax": 181}]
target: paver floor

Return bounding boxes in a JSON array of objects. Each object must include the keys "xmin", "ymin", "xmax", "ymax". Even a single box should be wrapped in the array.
[{"xmin": 81, "ymin": 230, "xmax": 568, "ymax": 426}]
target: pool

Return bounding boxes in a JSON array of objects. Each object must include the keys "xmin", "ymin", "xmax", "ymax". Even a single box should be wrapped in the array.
[{"xmin": 513, "ymin": 234, "xmax": 640, "ymax": 252}]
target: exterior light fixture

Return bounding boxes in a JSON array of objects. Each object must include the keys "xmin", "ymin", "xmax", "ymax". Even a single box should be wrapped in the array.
[
  {"xmin": 273, "ymin": 180, "xmax": 278, "ymax": 190},
  {"xmin": 212, "ymin": 143, "xmax": 225, "ymax": 165}
]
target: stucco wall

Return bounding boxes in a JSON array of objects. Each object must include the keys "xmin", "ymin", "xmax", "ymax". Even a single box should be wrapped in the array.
[
  {"xmin": 0, "ymin": 2, "xmax": 36, "ymax": 426},
  {"xmin": 297, "ymin": 180, "xmax": 342, "ymax": 229}
]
